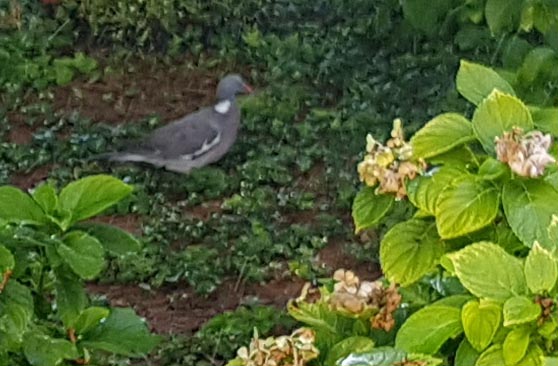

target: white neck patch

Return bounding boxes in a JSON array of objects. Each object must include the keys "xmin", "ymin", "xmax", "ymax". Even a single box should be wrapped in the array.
[{"xmin": 214, "ymin": 100, "xmax": 231, "ymax": 114}]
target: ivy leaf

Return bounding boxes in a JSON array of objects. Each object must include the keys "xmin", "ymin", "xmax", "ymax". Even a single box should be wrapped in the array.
[
  {"xmin": 325, "ymin": 336, "xmax": 374, "ymax": 366},
  {"xmin": 74, "ymin": 307, "xmax": 110, "ymax": 335},
  {"xmin": 524, "ymin": 242, "xmax": 558, "ymax": 293},
  {"xmin": 380, "ymin": 219, "xmax": 446, "ymax": 286},
  {"xmin": 0, "ymin": 186, "xmax": 46, "ymax": 225},
  {"xmin": 503, "ymin": 179, "xmax": 558, "ymax": 250},
  {"xmin": 455, "ymin": 340, "xmax": 480, "ymax": 366},
  {"xmin": 503, "ymin": 296, "xmax": 541, "ymax": 327},
  {"xmin": 410, "ymin": 113, "xmax": 475, "ymax": 159},
  {"xmin": 76, "ymin": 223, "xmax": 142, "ymax": 256},
  {"xmin": 485, "ymin": 0, "xmax": 523, "ymax": 35},
  {"xmin": 337, "ymin": 347, "xmax": 407, "ymax": 366},
  {"xmin": 57, "ymin": 231, "xmax": 105, "ymax": 280},
  {"xmin": 0, "ymin": 281, "xmax": 34, "ymax": 352},
  {"xmin": 23, "ymin": 333, "xmax": 78, "ymax": 366},
  {"xmin": 472, "ymin": 90, "xmax": 533, "ymax": 154},
  {"xmin": 395, "ymin": 305, "xmax": 462, "ymax": 354},
  {"xmin": 461, "ymin": 299, "xmax": 502, "ymax": 352},
  {"xmin": 352, "ymin": 187, "xmax": 394, "ymax": 233},
  {"xmin": 59, "ymin": 175, "xmax": 133, "ymax": 227},
  {"xmin": 456, "ymin": 60, "xmax": 516, "ymax": 106},
  {"xmin": 81, "ymin": 308, "xmax": 161, "ymax": 356},
  {"xmin": 435, "ymin": 176, "xmax": 499, "ymax": 239},
  {"xmin": 503, "ymin": 326, "xmax": 530, "ymax": 365},
  {"xmin": 444, "ymin": 242, "xmax": 527, "ymax": 301}
]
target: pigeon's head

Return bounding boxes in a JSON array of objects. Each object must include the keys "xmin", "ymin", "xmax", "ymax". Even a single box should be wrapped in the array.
[{"xmin": 216, "ymin": 74, "xmax": 253, "ymax": 100}]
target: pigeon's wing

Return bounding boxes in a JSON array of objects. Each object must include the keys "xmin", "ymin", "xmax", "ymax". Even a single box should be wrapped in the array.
[{"xmin": 136, "ymin": 109, "xmax": 221, "ymax": 160}]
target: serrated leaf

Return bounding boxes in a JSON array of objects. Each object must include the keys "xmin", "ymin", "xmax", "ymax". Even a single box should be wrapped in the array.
[
  {"xmin": 456, "ymin": 60, "xmax": 516, "ymax": 106},
  {"xmin": 0, "ymin": 281, "xmax": 34, "ymax": 351},
  {"xmin": 325, "ymin": 336, "xmax": 374, "ymax": 366},
  {"xmin": 485, "ymin": 0, "xmax": 523, "ymax": 35},
  {"xmin": 472, "ymin": 90, "xmax": 533, "ymax": 154},
  {"xmin": 503, "ymin": 326, "xmax": 530, "ymax": 365},
  {"xmin": 74, "ymin": 307, "xmax": 110, "ymax": 335},
  {"xmin": 57, "ymin": 231, "xmax": 105, "ymax": 280},
  {"xmin": 338, "ymin": 347, "xmax": 407, "ymax": 366},
  {"xmin": 395, "ymin": 305, "xmax": 462, "ymax": 354},
  {"xmin": 23, "ymin": 333, "xmax": 78, "ymax": 366},
  {"xmin": 81, "ymin": 308, "xmax": 161, "ymax": 356},
  {"xmin": 455, "ymin": 339, "xmax": 480, "ymax": 366},
  {"xmin": 525, "ymin": 242, "xmax": 558, "ymax": 293},
  {"xmin": 380, "ymin": 219, "xmax": 445, "ymax": 286},
  {"xmin": 59, "ymin": 175, "xmax": 133, "ymax": 226},
  {"xmin": 462, "ymin": 300, "xmax": 502, "ymax": 352},
  {"xmin": 352, "ymin": 187, "xmax": 394, "ymax": 233},
  {"xmin": 76, "ymin": 223, "xmax": 141, "ymax": 256},
  {"xmin": 503, "ymin": 180, "xmax": 558, "ymax": 250},
  {"xmin": 31, "ymin": 183, "xmax": 58, "ymax": 215},
  {"xmin": 54, "ymin": 269, "xmax": 88, "ymax": 328},
  {"xmin": 435, "ymin": 176, "xmax": 499, "ymax": 239},
  {"xmin": 444, "ymin": 242, "xmax": 528, "ymax": 301},
  {"xmin": 0, "ymin": 186, "xmax": 46, "ymax": 224},
  {"xmin": 503, "ymin": 296, "xmax": 541, "ymax": 327},
  {"xmin": 411, "ymin": 113, "xmax": 475, "ymax": 159}
]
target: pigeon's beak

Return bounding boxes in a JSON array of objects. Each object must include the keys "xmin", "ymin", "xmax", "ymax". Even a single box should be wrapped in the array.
[{"xmin": 243, "ymin": 83, "xmax": 254, "ymax": 94}]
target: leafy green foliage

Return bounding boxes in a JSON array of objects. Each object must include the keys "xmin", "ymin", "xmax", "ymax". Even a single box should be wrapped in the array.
[{"xmin": 0, "ymin": 176, "xmax": 158, "ymax": 363}]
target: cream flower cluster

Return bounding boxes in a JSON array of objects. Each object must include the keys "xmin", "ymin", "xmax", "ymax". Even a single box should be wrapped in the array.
[
  {"xmin": 229, "ymin": 328, "xmax": 318, "ymax": 366},
  {"xmin": 357, "ymin": 119, "xmax": 426, "ymax": 199},
  {"xmin": 495, "ymin": 128, "xmax": 556, "ymax": 178}
]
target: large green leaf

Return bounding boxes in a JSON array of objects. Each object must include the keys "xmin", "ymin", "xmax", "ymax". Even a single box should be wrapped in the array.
[
  {"xmin": 410, "ymin": 113, "xmax": 475, "ymax": 159},
  {"xmin": 57, "ymin": 231, "xmax": 105, "ymax": 280},
  {"xmin": 444, "ymin": 242, "xmax": 528, "ymax": 301},
  {"xmin": 503, "ymin": 180, "xmax": 558, "ymax": 250},
  {"xmin": 23, "ymin": 333, "xmax": 78, "ymax": 366},
  {"xmin": 455, "ymin": 340, "xmax": 480, "ymax": 366},
  {"xmin": 81, "ymin": 308, "xmax": 161, "ymax": 356},
  {"xmin": 475, "ymin": 345, "xmax": 506, "ymax": 366},
  {"xmin": 337, "ymin": 347, "xmax": 407, "ymax": 366},
  {"xmin": 456, "ymin": 60, "xmax": 516, "ymax": 106},
  {"xmin": 485, "ymin": 0, "xmax": 523, "ymax": 35},
  {"xmin": 380, "ymin": 219, "xmax": 446, "ymax": 286},
  {"xmin": 0, "ymin": 245, "xmax": 14, "ymax": 273},
  {"xmin": 400, "ymin": 0, "xmax": 455, "ymax": 36},
  {"xmin": 529, "ymin": 106, "xmax": 558, "ymax": 136},
  {"xmin": 352, "ymin": 187, "xmax": 394, "ymax": 233},
  {"xmin": 31, "ymin": 183, "xmax": 58, "ymax": 216},
  {"xmin": 0, "ymin": 186, "xmax": 46, "ymax": 224},
  {"xmin": 74, "ymin": 307, "xmax": 110, "ymax": 335},
  {"xmin": 395, "ymin": 305, "xmax": 462, "ymax": 353},
  {"xmin": 503, "ymin": 326, "xmax": 530, "ymax": 366},
  {"xmin": 0, "ymin": 281, "xmax": 34, "ymax": 352},
  {"xmin": 325, "ymin": 336, "xmax": 374, "ymax": 366},
  {"xmin": 524, "ymin": 242, "xmax": 558, "ymax": 293},
  {"xmin": 407, "ymin": 166, "xmax": 468, "ymax": 216},
  {"xmin": 76, "ymin": 223, "xmax": 142, "ymax": 256},
  {"xmin": 462, "ymin": 300, "xmax": 502, "ymax": 352},
  {"xmin": 472, "ymin": 90, "xmax": 533, "ymax": 154},
  {"xmin": 435, "ymin": 176, "xmax": 499, "ymax": 239},
  {"xmin": 54, "ymin": 270, "xmax": 88, "ymax": 328},
  {"xmin": 503, "ymin": 296, "xmax": 541, "ymax": 327},
  {"xmin": 59, "ymin": 175, "xmax": 133, "ymax": 225}
]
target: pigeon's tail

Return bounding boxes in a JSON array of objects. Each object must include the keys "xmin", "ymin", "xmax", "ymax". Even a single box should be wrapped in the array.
[{"xmin": 88, "ymin": 151, "xmax": 152, "ymax": 163}]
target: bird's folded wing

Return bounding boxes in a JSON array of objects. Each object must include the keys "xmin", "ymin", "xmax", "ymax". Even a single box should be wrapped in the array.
[{"xmin": 137, "ymin": 112, "xmax": 221, "ymax": 160}]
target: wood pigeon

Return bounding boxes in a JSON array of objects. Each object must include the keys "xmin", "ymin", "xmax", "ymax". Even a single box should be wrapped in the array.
[{"xmin": 97, "ymin": 74, "xmax": 253, "ymax": 173}]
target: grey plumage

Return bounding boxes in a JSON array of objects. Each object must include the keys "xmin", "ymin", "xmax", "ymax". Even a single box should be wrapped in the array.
[{"xmin": 97, "ymin": 74, "xmax": 252, "ymax": 173}]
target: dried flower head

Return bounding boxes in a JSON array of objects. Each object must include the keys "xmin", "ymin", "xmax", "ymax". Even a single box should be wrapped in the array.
[
  {"xmin": 358, "ymin": 119, "xmax": 426, "ymax": 199},
  {"xmin": 495, "ymin": 128, "xmax": 556, "ymax": 178},
  {"xmin": 328, "ymin": 269, "xmax": 401, "ymax": 331},
  {"xmin": 229, "ymin": 328, "xmax": 319, "ymax": 366}
]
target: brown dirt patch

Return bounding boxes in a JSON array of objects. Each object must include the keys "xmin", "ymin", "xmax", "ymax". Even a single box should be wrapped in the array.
[
  {"xmin": 9, "ymin": 164, "xmax": 54, "ymax": 190},
  {"xmin": 52, "ymin": 61, "xmax": 223, "ymax": 125},
  {"xmin": 87, "ymin": 277, "xmax": 305, "ymax": 335},
  {"xmin": 185, "ymin": 200, "xmax": 223, "ymax": 221},
  {"xmin": 89, "ymin": 214, "xmax": 143, "ymax": 236},
  {"xmin": 6, "ymin": 110, "xmax": 35, "ymax": 144},
  {"xmin": 316, "ymin": 240, "xmax": 381, "ymax": 281}
]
